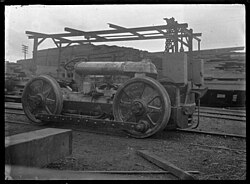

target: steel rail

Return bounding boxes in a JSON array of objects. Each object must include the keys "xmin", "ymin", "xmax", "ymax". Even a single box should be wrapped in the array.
[
  {"xmin": 196, "ymin": 110, "xmax": 245, "ymax": 117},
  {"xmin": 175, "ymin": 128, "xmax": 246, "ymax": 139},
  {"xmin": 5, "ymin": 101, "xmax": 245, "ymax": 115},
  {"xmin": 194, "ymin": 111, "xmax": 246, "ymax": 118},
  {"xmin": 5, "ymin": 103, "xmax": 246, "ymax": 122},
  {"xmin": 193, "ymin": 113, "xmax": 246, "ymax": 122},
  {"xmin": 76, "ymin": 170, "xmax": 171, "ymax": 174},
  {"xmin": 199, "ymin": 106, "xmax": 245, "ymax": 114},
  {"xmin": 5, "ymin": 118, "xmax": 246, "ymax": 139},
  {"xmin": 198, "ymin": 107, "xmax": 245, "ymax": 116}
]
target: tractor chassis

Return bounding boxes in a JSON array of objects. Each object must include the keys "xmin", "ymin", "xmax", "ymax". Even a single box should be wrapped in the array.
[{"xmin": 35, "ymin": 113, "xmax": 150, "ymax": 133}]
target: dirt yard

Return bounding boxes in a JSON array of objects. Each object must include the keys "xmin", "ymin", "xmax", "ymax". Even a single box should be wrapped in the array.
[{"xmin": 5, "ymin": 113, "xmax": 246, "ymax": 180}]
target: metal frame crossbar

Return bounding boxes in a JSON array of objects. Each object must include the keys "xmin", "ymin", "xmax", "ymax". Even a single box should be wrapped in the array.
[{"xmin": 25, "ymin": 17, "xmax": 202, "ymax": 74}]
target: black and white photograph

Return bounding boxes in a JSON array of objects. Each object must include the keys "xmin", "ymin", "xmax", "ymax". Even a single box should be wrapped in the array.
[{"xmin": 5, "ymin": 4, "xmax": 245, "ymax": 180}]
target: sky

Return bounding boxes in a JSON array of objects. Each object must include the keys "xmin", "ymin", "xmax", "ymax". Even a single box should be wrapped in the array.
[{"xmin": 5, "ymin": 4, "xmax": 245, "ymax": 62}]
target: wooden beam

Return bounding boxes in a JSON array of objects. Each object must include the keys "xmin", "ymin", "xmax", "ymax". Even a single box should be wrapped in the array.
[
  {"xmin": 64, "ymin": 23, "xmax": 188, "ymax": 37},
  {"xmin": 59, "ymin": 34, "xmax": 193, "ymax": 44},
  {"xmin": 108, "ymin": 23, "xmax": 144, "ymax": 38},
  {"xmin": 57, "ymin": 42, "xmax": 62, "ymax": 78},
  {"xmin": 37, "ymin": 23, "xmax": 187, "ymax": 39},
  {"xmin": 26, "ymin": 31, "xmax": 72, "ymax": 42},
  {"xmin": 26, "ymin": 31, "xmax": 48, "ymax": 38},
  {"xmin": 65, "ymin": 27, "xmax": 107, "ymax": 40},
  {"xmin": 26, "ymin": 23, "xmax": 200, "ymax": 45},
  {"xmin": 65, "ymin": 42, "xmax": 72, "ymax": 48},
  {"xmin": 27, "ymin": 23, "xmax": 195, "ymax": 39},
  {"xmin": 52, "ymin": 38, "xmax": 59, "ymax": 48},
  {"xmin": 188, "ymin": 29, "xmax": 193, "ymax": 52},
  {"xmin": 174, "ymin": 27, "xmax": 178, "ymax": 52},
  {"xmin": 137, "ymin": 150, "xmax": 195, "ymax": 180},
  {"xmin": 52, "ymin": 37, "xmax": 71, "ymax": 42},
  {"xmin": 182, "ymin": 28, "xmax": 201, "ymax": 41},
  {"xmin": 103, "ymin": 32, "xmax": 201, "ymax": 38},
  {"xmin": 37, "ymin": 38, "xmax": 46, "ymax": 46},
  {"xmin": 5, "ymin": 165, "xmax": 173, "ymax": 180},
  {"xmin": 32, "ymin": 37, "xmax": 38, "ymax": 74},
  {"xmin": 27, "ymin": 30, "xmax": 201, "ymax": 39}
]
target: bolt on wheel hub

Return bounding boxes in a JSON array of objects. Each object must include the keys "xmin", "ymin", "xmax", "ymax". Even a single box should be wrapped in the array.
[
  {"xmin": 35, "ymin": 93, "xmax": 44, "ymax": 106},
  {"xmin": 131, "ymin": 100, "xmax": 146, "ymax": 116}
]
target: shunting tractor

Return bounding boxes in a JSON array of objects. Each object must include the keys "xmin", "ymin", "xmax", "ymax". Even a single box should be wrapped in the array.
[{"xmin": 21, "ymin": 52, "xmax": 207, "ymax": 138}]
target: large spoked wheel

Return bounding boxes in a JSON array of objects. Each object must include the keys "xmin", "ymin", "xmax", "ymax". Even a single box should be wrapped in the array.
[
  {"xmin": 113, "ymin": 77, "xmax": 171, "ymax": 138},
  {"xmin": 21, "ymin": 75, "xmax": 63, "ymax": 125}
]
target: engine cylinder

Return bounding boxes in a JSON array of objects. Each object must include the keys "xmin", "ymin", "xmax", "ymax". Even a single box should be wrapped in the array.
[{"xmin": 74, "ymin": 60, "xmax": 158, "ymax": 76}]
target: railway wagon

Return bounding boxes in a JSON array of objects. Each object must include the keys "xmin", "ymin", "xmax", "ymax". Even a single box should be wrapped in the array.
[{"xmin": 21, "ymin": 53, "xmax": 207, "ymax": 138}]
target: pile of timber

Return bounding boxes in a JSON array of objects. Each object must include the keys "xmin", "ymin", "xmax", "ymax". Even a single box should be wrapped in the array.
[
  {"xmin": 35, "ymin": 44, "xmax": 146, "ymax": 66},
  {"xmin": 192, "ymin": 47, "xmax": 245, "ymax": 80}
]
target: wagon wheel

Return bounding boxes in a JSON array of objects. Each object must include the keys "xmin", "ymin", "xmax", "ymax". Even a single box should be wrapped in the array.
[
  {"xmin": 21, "ymin": 75, "xmax": 63, "ymax": 125},
  {"xmin": 113, "ymin": 77, "xmax": 171, "ymax": 138}
]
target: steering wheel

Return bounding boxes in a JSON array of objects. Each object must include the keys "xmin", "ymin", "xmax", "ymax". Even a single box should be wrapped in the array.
[{"xmin": 64, "ymin": 57, "xmax": 88, "ymax": 72}]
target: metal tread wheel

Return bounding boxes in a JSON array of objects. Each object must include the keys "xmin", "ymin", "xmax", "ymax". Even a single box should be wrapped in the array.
[
  {"xmin": 21, "ymin": 75, "xmax": 63, "ymax": 125},
  {"xmin": 113, "ymin": 76, "xmax": 171, "ymax": 138}
]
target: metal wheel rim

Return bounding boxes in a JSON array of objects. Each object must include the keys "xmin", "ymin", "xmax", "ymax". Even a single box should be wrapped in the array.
[
  {"xmin": 113, "ymin": 77, "xmax": 171, "ymax": 138},
  {"xmin": 21, "ymin": 75, "xmax": 63, "ymax": 125}
]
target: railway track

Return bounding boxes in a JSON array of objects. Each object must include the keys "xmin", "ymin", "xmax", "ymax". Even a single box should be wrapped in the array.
[
  {"xmin": 193, "ymin": 113, "xmax": 245, "ymax": 122},
  {"xmin": 175, "ymin": 128, "xmax": 245, "ymax": 139},
  {"xmin": 199, "ymin": 106, "xmax": 245, "ymax": 115},
  {"xmin": 5, "ymin": 115, "xmax": 246, "ymax": 139},
  {"xmin": 194, "ymin": 106, "xmax": 245, "ymax": 121},
  {"xmin": 5, "ymin": 102, "xmax": 246, "ymax": 122},
  {"xmin": 196, "ymin": 107, "xmax": 245, "ymax": 117},
  {"xmin": 5, "ymin": 102, "xmax": 246, "ymax": 138}
]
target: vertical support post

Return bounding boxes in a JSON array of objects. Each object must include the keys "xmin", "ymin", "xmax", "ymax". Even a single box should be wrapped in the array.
[
  {"xmin": 180, "ymin": 31, "xmax": 184, "ymax": 52},
  {"xmin": 57, "ymin": 42, "xmax": 62, "ymax": 78},
  {"xmin": 198, "ymin": 40, "xmax": 200, "ymax": 51},
  {"xmin": 174, "ymin": 28, "xmax": 178, "ymax": 53},
  {"xmin": 188, "ymin": 29, "xmax": 193, "ymax": 52},
  {"xmin": 32, "ymin": 37, "xmax": 38, "ymax": 75},
  {"xmin": 188, "ymin": 29, "xmax": 193, "ymax": 85}
]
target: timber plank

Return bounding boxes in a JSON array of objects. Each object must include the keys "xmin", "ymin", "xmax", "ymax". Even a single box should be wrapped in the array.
[{"xmin": 137, "ymin": 150, "xmax": 195, "ymax": 180}]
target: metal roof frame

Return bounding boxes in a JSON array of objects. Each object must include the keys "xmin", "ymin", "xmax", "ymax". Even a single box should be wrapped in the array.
[
  {"xmin": 25, "ymin": 17, "xmax": 202, "ymax": 76},
  {"xmin": 26, "ymin": 18, "xmax": 201, "ymax": 48}
]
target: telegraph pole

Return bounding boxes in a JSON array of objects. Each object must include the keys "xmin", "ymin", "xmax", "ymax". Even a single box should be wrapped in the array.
[{"xmin": 22, "ymin": 44, "xmax": 28, "ymax": 60}]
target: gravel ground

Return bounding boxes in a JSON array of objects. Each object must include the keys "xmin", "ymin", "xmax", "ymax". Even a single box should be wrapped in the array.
[{"xmin": 5, "ymin": 113, "xmax": 246, "ymax": 180}]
